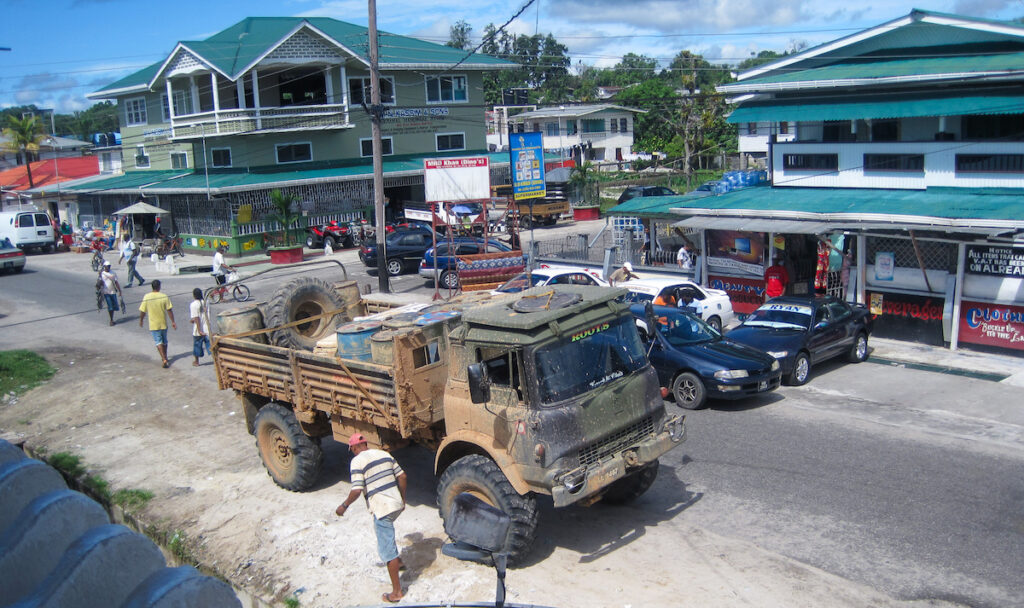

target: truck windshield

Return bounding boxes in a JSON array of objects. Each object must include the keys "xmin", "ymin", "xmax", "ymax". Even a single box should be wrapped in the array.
[{"xmin": 533, "ymin": 316, "xmax": 647, "ymax": 404}]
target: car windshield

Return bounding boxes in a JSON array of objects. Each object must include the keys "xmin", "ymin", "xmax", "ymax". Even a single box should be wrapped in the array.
[
  {"xmin": 533, "ymin": 316, "xmax": 647, "ymax": 404},
  {"xmin": 452, "ymin": 203, "xmax": 482, "ymax": 215},
  {"xmin": 743, "ymin": 303, "xmax": 813, "ymax": 330},
  {"xmin": 652, "ymin": 309, "xmax": 719, "ymax": 346},
  {"xmin": 495, "ymin": 272, "xmax": 547, "ymax": 293}
]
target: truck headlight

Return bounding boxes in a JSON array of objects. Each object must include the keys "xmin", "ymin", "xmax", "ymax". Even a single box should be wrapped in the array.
[
  {"xmin": 770, "ymin": 360, "xmax": 780, "ymax": 371},
  {"xmin": 767, "ymin": 350, "xmax": 789, "ymax": 359},
  {"xmin": 714, "ymin": 369, "xmax": 749, "ymax": 380}
]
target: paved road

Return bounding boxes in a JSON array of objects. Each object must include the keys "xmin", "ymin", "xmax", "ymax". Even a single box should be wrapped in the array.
[{"xmin": 2, "ymin": 246, "xmax": 1022, "ymax": 607}]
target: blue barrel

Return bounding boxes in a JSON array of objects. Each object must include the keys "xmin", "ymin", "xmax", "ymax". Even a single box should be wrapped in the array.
[{"xmin": 336, "ymin": 320, "xmax": 382, "ymax": 361}]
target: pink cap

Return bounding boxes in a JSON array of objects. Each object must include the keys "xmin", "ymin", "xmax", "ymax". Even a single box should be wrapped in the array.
[{"xmin": 347, "ymin": 433, "xmax": 367, "ymax": 447}]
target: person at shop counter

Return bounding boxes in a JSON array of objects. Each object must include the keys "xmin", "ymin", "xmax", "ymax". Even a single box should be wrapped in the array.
[{"xmin": 764, "ymin": 256, "xmax": 790, "ymax": 300}]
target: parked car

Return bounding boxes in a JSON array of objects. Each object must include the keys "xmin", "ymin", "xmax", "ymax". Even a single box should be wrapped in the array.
[
  {"xmin": 358, "ymin": 226, "xmax": 435, "ymax": 276},
  {"xmin": 631, "ymin": 303, "xmax": 781, "ymax": 409},
  {"xmin": 621, "ymin": 278, "xmax": 735, "ymax": 332},
  {"xmin": 493, "ymin": 265, "xmax": 608, "ymax": 294},
  {"xmin": 726, "ymin": 296, "xmax": 872, "ymax": 386},
  {"xmin": 419, "ymin": 238, "xmax": 513, "ymax": 289},
  {"xmin": 0, "ymin": 238, "xmax": 27, "ymax": 274},
  {"xmin": 617, "ymin": 185, "xmax": 677, "ymax": 205},
  {"xmin": 0, "ymin": 210, "xmax": 55, "ymax": 253}
]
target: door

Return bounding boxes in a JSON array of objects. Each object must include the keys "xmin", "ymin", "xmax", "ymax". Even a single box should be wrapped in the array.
[{"xmin": 806, "ymin": 305, "xmax": 844, "ymax": 362}]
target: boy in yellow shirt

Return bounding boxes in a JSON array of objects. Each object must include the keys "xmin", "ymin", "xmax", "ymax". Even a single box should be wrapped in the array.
[{"xmin": 139, "ymin": 279, "xmax": 177, "ymax": 368}]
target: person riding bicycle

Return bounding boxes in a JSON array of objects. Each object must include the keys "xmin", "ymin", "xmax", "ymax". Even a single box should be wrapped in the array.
[{"xmin": 212, "ymin": 245, "xmax": 235, "ymax": 286}]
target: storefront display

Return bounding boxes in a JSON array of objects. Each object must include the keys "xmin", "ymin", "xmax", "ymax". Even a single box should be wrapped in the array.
[
  {"xmin": 958, "ymin": 301, "xmax": 1024, "ymax": 352},
  {"xmin": 867, "ymin": 291, "xmax": 945, "ymax": 346},
  {"xmin": 706, "ymin": 230, "xmax": 765, "ymax": 276}
]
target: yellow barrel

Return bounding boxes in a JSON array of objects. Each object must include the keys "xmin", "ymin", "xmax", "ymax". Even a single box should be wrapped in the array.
[{"xmin": 216, "ymin": 304, "xmax": 268, "ymax": 344}]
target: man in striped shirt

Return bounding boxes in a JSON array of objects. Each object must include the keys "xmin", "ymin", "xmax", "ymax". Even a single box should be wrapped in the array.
[{"xmin": 336, "ymin": 433, "xmax": 407, "ymax": 603}]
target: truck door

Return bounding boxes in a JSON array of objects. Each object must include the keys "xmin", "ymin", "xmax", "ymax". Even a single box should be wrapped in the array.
[{"xmin": 478, "ymin": 347, "xmax": 528, "ymax": 453}]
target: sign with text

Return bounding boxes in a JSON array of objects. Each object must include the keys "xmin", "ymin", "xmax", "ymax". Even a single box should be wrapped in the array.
[
  {"xmin": 423, "ymin": 156, "xmax": 489, "ymax": 202},
  {"xmin": 867, "ymin": 290, "xmax": 945, "ymax": 346},
  {"xmin": 965, "ymin": 245, "xmax": 1024, "ymax": 277},
  {"xmin": 708, "ymin": 275, "xmax": 765, "ymax": 315},
  {"xmin": 510, "ymin": 132, "xmax": 546, "ymax": 201},
  {"xmin": 958, "ymin": 300, "xmax": 1024, "ymax": 351}
]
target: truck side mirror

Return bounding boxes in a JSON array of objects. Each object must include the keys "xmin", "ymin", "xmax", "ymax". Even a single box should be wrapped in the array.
[{"xmin": 467, "ymin": 363, "xmax": 491, "ymax": 404}]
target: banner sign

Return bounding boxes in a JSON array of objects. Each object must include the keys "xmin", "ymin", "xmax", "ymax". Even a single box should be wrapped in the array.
[
  {"xmin": 706, "ymin": 230, "xmax": 766, "ymax": 277},
  {"xmin": 874, "ymin": 252, "xmax": 895, "ymax": 281},
  {"xmin": 867, "ymin": 291, "xmax": 945, "ymax": 346},
  {"xmin": 424, "ymin": 156, "xmax": 489, "ymax": 202},
  {"xmin": 965, "ymin": 246, "xmax": 1024, "ymax": 277},
  {"xmin": 958, "ymin": 300, "xmax": 1024, "ymax": 351},
  {"xmin": 708, "ymin": 275, "xmax": 765, "ymax": 315},
  {"xmin": 510, "ymin": 132, "xmax": 546, "ymax": 201}
]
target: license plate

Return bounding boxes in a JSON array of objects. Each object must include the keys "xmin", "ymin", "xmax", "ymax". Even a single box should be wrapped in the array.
[
  {"xmin": 758, "ymin": 380, "xmax": 768, "ymax": 391},
  {"xmin": 37, "ymin": 230, "xmax": 47, "ymax": 236}
]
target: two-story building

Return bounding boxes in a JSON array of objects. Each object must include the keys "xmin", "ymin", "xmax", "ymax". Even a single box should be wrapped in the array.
[
  {"xmin": 507, "ymin": 104, "xmax": 644, "ymax": 165},
  {"xmin": 626, "ymin": 10, "xmax": 1024, "ymax": 354},
  {"xmin": 64, "ymin": 17, "xmax": 514, "ymax": 253}
]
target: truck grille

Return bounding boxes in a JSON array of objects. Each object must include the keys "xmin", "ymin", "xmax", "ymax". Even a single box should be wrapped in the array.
[{"xmin": 578, "ymin": 415, "xmax": 656, "ymax": 468}]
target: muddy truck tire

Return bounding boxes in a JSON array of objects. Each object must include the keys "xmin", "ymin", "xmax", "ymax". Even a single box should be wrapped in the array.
[
  {"xmin": 254, "ymin": 403, "xmax": 323, "ymax": 491},
  {"xmin": 266, "ymin": 277, "xmax": 347, "ymax": 351},
  {"xmin": 601, "ymin": 461, "xmax": 659, "ymax": 505},
  {"xmin": 437, "ymin": 454, "xmax": 538, "ymax": 565}
]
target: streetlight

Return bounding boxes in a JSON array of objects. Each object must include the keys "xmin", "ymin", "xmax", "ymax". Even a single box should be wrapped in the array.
[{"xmin": 47, "ymin": 137, "xmax": 61, "ymax": 223}]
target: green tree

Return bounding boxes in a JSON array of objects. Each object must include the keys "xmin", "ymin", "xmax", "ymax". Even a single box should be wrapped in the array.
[
  {"xmin": 480, "ymin": 26, "xmax": 571, "ymax": 104},
  {"xmin": 568, "ymin": 161, "xmax": 598, "ymax": 205},
  {"xmin": 736, "ymin": 50, "xmax": 783, "ymax": 71},
  {"xmin": 266, "ymin": 190, "xmax": 302, "ymax": 247},
  {"xmin": 446, "ymin": 19, "xmax": 472, "ymax": 50},
  {"xmin": 611, "ymin": 53, "xmax": 658, "ymax": 86},
  {"xmin": 2, "ymin": 115, "xmax": 45, "ymax": 188}
]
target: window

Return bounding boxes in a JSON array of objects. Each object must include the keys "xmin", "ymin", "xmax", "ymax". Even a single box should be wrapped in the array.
[
  {"xmin": 161, "ymin": 94, "xmax": 170, "ymax": 122},
  {"xmin": 581, "ymin": 119, "xmax": 605, "ymax": 133},
  {"xmin": 747, "ymin": 122, "xmax": 758, "ymax": 135},
  {"xmin": 100, "ymin": 152, "xmax": 113, "ymax": 172},
  {"xmin": 822, "ymin": 120, "xmax": 855, "ymax": 142},
  {"xmin": 619, "ymin": 118, "xmax": 627, "ymax": 132},
  {"xmin": 413, "ymin": 341, "xmax": 442, "ymax": 368},
  {"xmin": 779, "ymin": 121, "xmax": 789, "ymax": 135},
  {"xmin": 610, "ymin": 119, "xmax": 618, "ymax": 133},
  {"xmin": 135, "ymin": 146, "xmax": 150, "ymax": 168},
  {"xmin": 782, "ymin": 154, "xmax": 838, "ymax": 171},
  {"xmin": 170, "ymin": 151, "xmax": 188, "ymax": 169},
  {"xmin": 275, "ymin": 143, "xmax": 312, "ymax": 164},
  {"xmin": 863, "ymin": 154, "xmax": 924, "ymax": 172},
  {"xmin": 210, "ymin": 148, "xmax": 232, "ymax": 168},
  {"xmin": 963, "ymin": 114, "xmax": 1024, "ymax": 140},
  {"xmin": 279, "ymin": 69, "xmax": 326, "ymax": 105},
  {"xmin": 360, "ymin": 137, "xmax": 393, "ymax": 157},
  {"xmin": 436, "ymin": 133, "xmax": 465, "ymax": 152},
  {"xmin": 425, "ymin": 75, "xmax": 467, "ymax": 103},
  {"xmin": 172, "ymin": 90, "xmax": 193, "ymax": 116},
  {"xmin": 348, "ymin": 76, "xmax": 395, "ymax": 105},
  {"xmin": 124, "ymin": 97, "xmax": 147, "ymax": 126},
  {"xmin": 16, "ymin": 214, "xmax": 33, "ymax": 227},
  {"xmin": 956, "ymin": 154, "xmax": 1024, "ymax": 173},
  {"xmin": 566, "ymin": 120, "xmax": 578, "ymax": 135},
  {"xmin": 870, "ymin": 119, "xmax": 899, "ymax": 142},
  {"xmin": 545, "ymin": 122, "xmax": 559, "ymax": 136}
]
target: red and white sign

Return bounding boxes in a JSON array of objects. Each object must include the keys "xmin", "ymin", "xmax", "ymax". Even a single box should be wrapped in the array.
[
  {"xmin": 958, "ymin": 300, "xmax": 1024, "ymax": 351},
  {"xmin": 707, "ymin": 275, "xmax": 765, "ymax": 315},
  {"xmin": 424, "ymin": 156, "xmax": 490, "ymax": 202}
]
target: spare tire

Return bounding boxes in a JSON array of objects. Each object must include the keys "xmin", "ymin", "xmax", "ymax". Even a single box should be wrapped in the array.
[{"xmin": 266, "ymin": 277, "xmax": 347, "ymax": 350}]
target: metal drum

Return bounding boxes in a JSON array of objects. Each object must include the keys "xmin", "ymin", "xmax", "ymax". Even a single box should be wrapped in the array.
[
  {"xmin": 332, "ymin": 280, "xmax": 362, "ymax": 321},
  {"xmin": 216, "ymin": 304, "xmax": 268, "ymax": 344},
  {"xmin": 382, "ymin": 311, "xmax": 420, "ymax": 331},
  {"xmin": 370, "ymin": 330, "xmax": 397, "ymax": 365},
  {"xmin": 336, "ymin": 320, "xmax": 382, "ymax": 361}
]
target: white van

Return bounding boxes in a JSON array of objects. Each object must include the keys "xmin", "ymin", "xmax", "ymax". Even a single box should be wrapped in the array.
[{"xmin": 0, "ymin": 210, "xmax": 55, "ymax": 253}]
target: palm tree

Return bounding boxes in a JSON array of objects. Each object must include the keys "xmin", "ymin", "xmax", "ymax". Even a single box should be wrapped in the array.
[
  {"xmin": 266, "ymin": 189, "xmax": 302, "ymax": 247},
  {"xmin": 568, "ymin": 161, "xmax": 598, "ymax": 206},
  {"xmin": 2, "ymin": 115, "xmax": 44, "ymax": 188}
]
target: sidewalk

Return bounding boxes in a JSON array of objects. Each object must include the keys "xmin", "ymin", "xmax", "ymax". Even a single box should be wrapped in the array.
[{"xmin": 868, "ymin": 336, "xmax": 1024, "ymax": 387}]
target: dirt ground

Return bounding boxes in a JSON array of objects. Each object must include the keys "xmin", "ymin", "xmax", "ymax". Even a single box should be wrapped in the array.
[{"xmin": 0, "ymin": 347, "xmax": 956, "ymax": 608}]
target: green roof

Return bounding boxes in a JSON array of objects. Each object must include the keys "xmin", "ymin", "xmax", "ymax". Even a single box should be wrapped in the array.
[
  {"xmin": 727, "ymin": 91, "xmax": 1024, "ymax": 123},
  {"xmin": 607, "ymin": 192, "xmax": 714, "ymax": 218},
  {"xmin": 666, "ymin": 185, "xmax": 1024, "ymax": 224},
  {"xmin": 94, "ymin": 17, "xmax": 514, "ymax": 94}
]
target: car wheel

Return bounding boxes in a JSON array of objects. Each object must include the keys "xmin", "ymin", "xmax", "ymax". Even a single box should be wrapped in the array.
[
  {"xmin": 440, "ymin": 270, "xmax": 459, "ymax": 290},
  {"xmin": 848, "ymin": 332, "xmax": 868, "ymax": 363},
  {"xmin": 324, "ymin": 236, "xmax": 337, "ymax": 250},
  {"xmin": 706, "ymin": 315, "xmax": 722, "ymax": 333},
  {"xmin": 305, "ymin": 235, "xmax": 316, "ymax": 249},
  {"xmin": 671, "ymin": 371, "xmax": 707, "ymax": 410},
  {"xmin": 386, "ymin": 258, "xmax": 404, "ymax": 276},
  {"xmin": 786, "ymin": 352, "xmax": 811, "ymax": 386}
]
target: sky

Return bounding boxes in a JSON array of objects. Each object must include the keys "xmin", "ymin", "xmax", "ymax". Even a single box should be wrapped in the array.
[{"xmin": 1, "ymin": 0, "xmax": 1022, "ymax": 115}]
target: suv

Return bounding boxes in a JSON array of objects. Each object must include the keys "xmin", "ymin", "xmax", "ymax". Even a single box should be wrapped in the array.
[
  {"xmin": 358, "ymin": 226, "xmax": 435, "ymax": 276},
  {"xmin": 419, "ymin": 238, "xmax": 512, "ymax": 289},
  {"xmin": 617, "ymin": 185, "xmax": 677, "ymax": 205}
]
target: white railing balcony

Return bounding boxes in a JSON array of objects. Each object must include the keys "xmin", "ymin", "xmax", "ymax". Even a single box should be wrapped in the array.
[
  {"xmin": 170, "ymin": 104, "xmax": 352, "ymax": 140},
  {"xmin": 771, "ymin": 140, "xmax": 1024, "ymax": 190}
]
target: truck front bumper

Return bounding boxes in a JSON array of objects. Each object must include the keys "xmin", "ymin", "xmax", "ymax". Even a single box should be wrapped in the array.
[{"xmin": 550, "ymin": 414, "xmax": 685, "ymax": 508}]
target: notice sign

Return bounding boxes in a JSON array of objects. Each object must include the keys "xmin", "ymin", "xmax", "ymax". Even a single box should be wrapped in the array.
[
  {"xmin": 510, "ymin": 132, "xmax": 546, "ymax": 201},
  {"xmin": 966, "ymin": 246, "xmax": 1024, "ymax": 277},
  {"xmin": 959, "ymin": 300, "xmax": 1024, "ymax": 351},
  {"xmin": 424, "ymin": 156, "xmax": 489, "ymax": 202}
]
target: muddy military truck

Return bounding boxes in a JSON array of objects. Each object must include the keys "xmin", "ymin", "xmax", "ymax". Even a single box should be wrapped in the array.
[{"xmin": 212, "ymin": 281, "xmax": 686, "ymax": 562}]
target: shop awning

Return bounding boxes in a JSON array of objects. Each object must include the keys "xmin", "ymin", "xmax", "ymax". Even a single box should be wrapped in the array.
[
  {"xmin": 727, "ymin": 92, "xmax": 1024, "ymax": 124},
  {"xmin": 672, "ymin": 217, "xmax": 835, "ymax": 234}
]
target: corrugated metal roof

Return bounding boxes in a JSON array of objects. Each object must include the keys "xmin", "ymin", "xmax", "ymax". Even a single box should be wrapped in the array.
[
  {"xmin": 607, "ymin": 191, "xmax": 714, "ymax": 217},
  {"xmin": 510, "ymin": 104, "xmax": 644, "ymax": 121},
  {"xmin": 727, "ymin": 92, "xmax": 1024, "ymax": 123}
]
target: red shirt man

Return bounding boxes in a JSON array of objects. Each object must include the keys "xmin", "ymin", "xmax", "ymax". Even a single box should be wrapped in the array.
[{"xmin": 764, "ymin": 259, "xmax": 790, "ymax": 299}]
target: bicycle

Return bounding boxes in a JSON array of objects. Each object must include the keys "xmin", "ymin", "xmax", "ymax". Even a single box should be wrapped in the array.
[{"xmin": 210, "ymin": 271, "xmax": 251, "ymax": 304}]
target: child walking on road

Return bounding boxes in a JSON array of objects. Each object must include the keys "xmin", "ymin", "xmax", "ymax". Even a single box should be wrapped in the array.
[{"xmin": 139, "ymin": 280, "xmax": 176, "ymax": 368}]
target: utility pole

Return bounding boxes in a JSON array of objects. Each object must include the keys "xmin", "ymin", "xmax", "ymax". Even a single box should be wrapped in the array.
[{"xmin": 368, "ymin": 0, "xmax": 389, "ymax": 292}]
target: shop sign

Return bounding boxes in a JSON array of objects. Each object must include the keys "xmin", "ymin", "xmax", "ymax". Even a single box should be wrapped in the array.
[
  {"xmin": 706, "ymin": 230, "xmax": 766, "ymax": 277},
  {"xmin": 509, "ymin": 132, "xmax": 545, "ymax": 201},
  {"xmin": 965, "ymin": 246, "xmax": 1024, "ymax": 277},
  {"xmin": 708, "ymin": 275, "xmax": 764, "ymax": 315},
  {"xmin": 874, "ymin": 252, "xmax": 894, "ymax": 281},
  {"xmin": 958, "ymin": 301, "xmax": 1024, "ymax": 351},
  {"xmin": 867, "ymin": 291, "xmax": 945, "ymax": 346}
]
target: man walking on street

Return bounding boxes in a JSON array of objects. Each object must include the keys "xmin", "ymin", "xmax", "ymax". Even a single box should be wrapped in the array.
[
  {"xmin": 139, "ymin": 279, "xmax": 176, "ymax": 368},
  {"xmin": 99, "ymin": 261, "xmax": 123, "ymax": 326},
  {"xmin": 119, "ymin": 234, "xmax": 145, "ymax": 287},
  {"xmin": 336, "ymin": 434, "xmax": 407, "ymax": 603}
]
